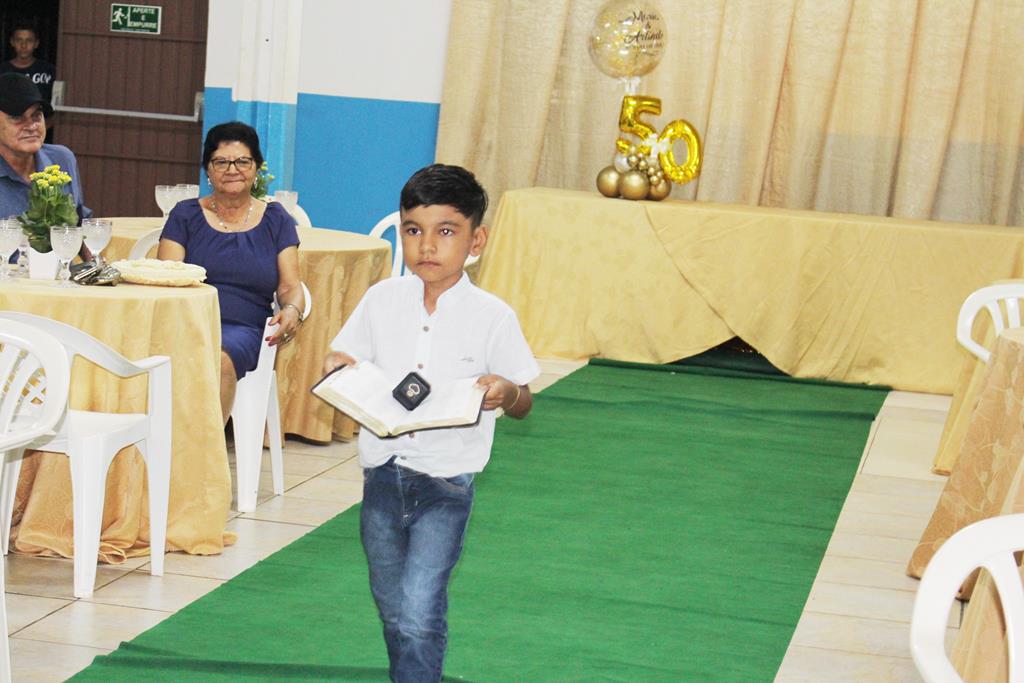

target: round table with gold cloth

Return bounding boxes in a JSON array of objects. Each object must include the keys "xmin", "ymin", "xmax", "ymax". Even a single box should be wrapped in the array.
[
  {"xmin": 106, "ymin": 218, "xmax": 392, "ymax": 441},
  {"xmin": 904, "ymin": 327, "xmax": 1024, "ymax": 681},
  {"xmin": 0, "ymin": 278, "xmax": 231, "ymax": 564}
]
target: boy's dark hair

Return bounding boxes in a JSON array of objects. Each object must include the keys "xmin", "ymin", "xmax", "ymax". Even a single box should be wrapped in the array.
[
  {"xmin": 400, "ymin": 164, "xmax": 488, "ymax": 227},
  {"xmin": 10, "ymin": 21, "xmax": 40, "ymax": 39},
  {"xmin": 202, "ymin": 121, "xmax": 265, "ymax": 167}
]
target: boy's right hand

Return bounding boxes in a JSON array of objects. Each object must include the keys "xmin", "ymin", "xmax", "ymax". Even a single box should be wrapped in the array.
[{"xmin": 323, "ymin": 351, "xmax": 356, "ymax": 375}]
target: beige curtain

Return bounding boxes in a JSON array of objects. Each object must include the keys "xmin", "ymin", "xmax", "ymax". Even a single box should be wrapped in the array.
[{"xmin": 437, "ymin": 0, "xmax": 1024, "ymax": 226}]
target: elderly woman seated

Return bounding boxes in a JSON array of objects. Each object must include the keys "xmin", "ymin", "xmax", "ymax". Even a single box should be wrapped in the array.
[{"xmin": 157, "ymin": 121, "xmax": 305, "ymax": 423}]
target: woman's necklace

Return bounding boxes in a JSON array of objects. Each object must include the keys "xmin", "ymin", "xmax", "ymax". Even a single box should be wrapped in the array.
[{"xmin": 209, "ymin": 197, "xmax": 254, "ymax": 232}]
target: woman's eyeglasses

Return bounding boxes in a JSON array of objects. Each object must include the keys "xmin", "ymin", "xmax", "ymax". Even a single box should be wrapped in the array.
[{"xmin": 209, "ymin": 156, "xmax": 254, "ymax": 172}]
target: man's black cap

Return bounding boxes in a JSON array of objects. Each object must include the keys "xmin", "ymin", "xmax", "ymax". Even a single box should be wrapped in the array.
[{"xmin": 0, "ymin": 73, "xmax": 53, "ymax": 117}]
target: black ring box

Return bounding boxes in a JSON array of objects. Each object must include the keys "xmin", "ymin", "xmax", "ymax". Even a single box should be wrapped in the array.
[{"xmin": 392, "ymin": 371, "xmax": 431, "ymax": 410}]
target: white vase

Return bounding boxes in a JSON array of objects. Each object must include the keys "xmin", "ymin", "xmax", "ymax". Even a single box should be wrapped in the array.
[{"xmin": 28, "ymin": 247, "xmax": 59, "ymax": 280}]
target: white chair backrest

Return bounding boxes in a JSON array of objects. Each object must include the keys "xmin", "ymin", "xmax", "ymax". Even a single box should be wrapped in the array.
[
  {"xmin": 0, "ymin": 320, "xmax": 70, "ymax": 452},
  {"xmin": 0, "ymin": 312, "xmax": 160, "ymax": 379},
  {"xmin": 128, "ymin": 227, "xmax": 163, "ymax": 260},
  {"xmin": 910, "ymin": 513, "xmax": 1024, "ymax": 683},
  {"xmin": 957, "ymin": 284, "xmax": 1024, "ymax": 364},
  {"xmin": 370, "ymin": 211, "xmax": 403, "ymax": 278},
  {"xmin": 291, "ymin": 204, "xmax": 312, "ymax": 228}
]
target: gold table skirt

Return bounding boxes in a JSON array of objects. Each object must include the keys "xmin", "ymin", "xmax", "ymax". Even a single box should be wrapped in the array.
[
  {"xmin": 0, "ymin": 279, "xmax": 229, "ymax": 563},
  {"xmin": 477, "ymin": 188, "xmax": 1024, "ymax": 393},
  {"xmin": 905, "ymin": 328, "xmax": 1024, "ymax": 681},
  {"xmin": 107, "ymin": 218, "xmax": 392, "ymax": 442}
]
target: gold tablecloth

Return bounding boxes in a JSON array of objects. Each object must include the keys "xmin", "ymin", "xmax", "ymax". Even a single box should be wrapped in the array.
[
  {"xmin": 478, "ymin": 188, "xmax": 1024, "ymax": 393},
  {"xmin": 900, "ymin": 328, "xmax": 1024, "ymax": 682},
  {"xmin": 0, "ymin": 278, "xmax": 229, "ymax": 563},
  {"xmin": 107, "ymin": 218, "xmax": 392, "ymax": 442}
]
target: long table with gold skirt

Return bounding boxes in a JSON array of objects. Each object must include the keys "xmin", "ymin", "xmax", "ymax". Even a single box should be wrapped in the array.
[
  {"xmin": 107, "ymin": 218, "xmax": 392, "ymax": 442},
  {"xmin": 0, "ymin": 279, "xmax": 229, "ymax": 563},
  {"xmin": 477, "ymin": 188, "xmax": 1024, "ymax": 394}
]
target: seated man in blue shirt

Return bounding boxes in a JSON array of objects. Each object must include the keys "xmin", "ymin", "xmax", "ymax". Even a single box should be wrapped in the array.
[{"xmin": 0, "ymin": 72, "xmax": 90, "ymax": 222}]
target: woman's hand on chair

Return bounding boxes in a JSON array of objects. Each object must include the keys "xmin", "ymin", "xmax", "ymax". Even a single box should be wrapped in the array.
[{"xmin": 267, "ymin": 306, "xmax": 302, "ymax": 346}]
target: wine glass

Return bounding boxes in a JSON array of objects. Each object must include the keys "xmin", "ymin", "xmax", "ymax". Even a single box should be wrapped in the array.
[
  {"xmin": 175, "ymin": 183, "xmax": 198, "ymax": 205},
  {"xmin": 81, "ymin": 218, "xmax": 113, "ymax": 265},
  {"xmin": 0, "ymin": 219, "xmax": 22, "ymax": 281},
  {"xmin": 273, "ymin": 190, "xmax": 298, "ymax": 217},
  {"xmin": 49, "ymin": 225, "xmax": 83, "ymax": 288},
  {"xmin": 155, "ymin": 185, "xmax": 176, "ymax": 219}
]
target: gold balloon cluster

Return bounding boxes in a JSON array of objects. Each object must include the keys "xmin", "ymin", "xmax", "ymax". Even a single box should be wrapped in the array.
[{"xmin": 596, "ymin": 145, "xmax": 671, "ymax": 200}]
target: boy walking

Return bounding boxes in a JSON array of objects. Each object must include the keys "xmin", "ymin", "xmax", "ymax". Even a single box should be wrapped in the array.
[{"xmin": 324, "ymin": 164, "xmax": 539, "ymax": 682}]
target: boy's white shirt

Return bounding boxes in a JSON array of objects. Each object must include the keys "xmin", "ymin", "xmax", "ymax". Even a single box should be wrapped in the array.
[{"xmin": 331, "ymin": 272, "xmax": 540, "ymax": 477}]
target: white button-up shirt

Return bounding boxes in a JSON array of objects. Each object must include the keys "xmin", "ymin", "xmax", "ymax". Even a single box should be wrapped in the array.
[{"xmin": 331, "ymin": 273, "xmax": 540, "ymax": 477}]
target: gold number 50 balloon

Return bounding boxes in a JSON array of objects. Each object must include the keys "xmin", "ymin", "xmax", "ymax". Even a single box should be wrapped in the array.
[{"xmin": 616, "ymin": 95, "xmax": 702, "ymax": 185}]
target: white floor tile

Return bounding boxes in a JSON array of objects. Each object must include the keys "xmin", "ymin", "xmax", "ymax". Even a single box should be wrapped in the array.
[
  {"xmin": 4, "ymin": 554, "xmax": 135, "ymax": 600},
  {"xmin": 882, "ymin": 391, "xmax": 953, "ymax": 413},
  {"xmin": 841, "ymin": 490, "xmax": 943, "ymax": 519},
  {"xmin": 14, "ymin": 601, "xmax": 170, "ymax": 650},
  {"xmin": 5, "ymin": 593, "xmax": 71, "ymax": 634},
  {"xmin": 239, "ymin": 494, "xmax": 356, "ymax": 527},
  {"xmin": 789, "ymin": 612, "xmax": 919, "ymax": 658},
  {"xmin": 825, "ymin": 531, "xmax": 921, "ymax": 564},
  {"xmin": 814, "ymin": 556, "xmax": 923, "ymax": 593},
  {"xmin": 860, "ymin": 416, "xmax": 947, "ymax": 482},
  {"xmin": 85, "ymin": 570, "xmax": 224, "ymax": 612},
  {"xmin": 8, "ymin": 637, "xmax": 109, "ymax": 682},
  {"xmin": 775, "ymin": 645, "xmax": 922, "ymax": 682},
  {"xmin": 286, "ymin": 476, "xmax": 363, "ymax": 503},
  {"xmin": 833, "ymin": 510, "xmax": 932, "ymax": 541}
]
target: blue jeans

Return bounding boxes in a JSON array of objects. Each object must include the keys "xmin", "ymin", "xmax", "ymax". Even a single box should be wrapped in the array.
[{"xmin": 361, "ymin": 457, "xmax": 475, "ymax": 683}]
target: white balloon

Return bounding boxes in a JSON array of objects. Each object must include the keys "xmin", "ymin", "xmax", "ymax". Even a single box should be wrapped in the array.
[{"xmin": 613, "ymin": 153, "xmax": 632, "ymax": 173}]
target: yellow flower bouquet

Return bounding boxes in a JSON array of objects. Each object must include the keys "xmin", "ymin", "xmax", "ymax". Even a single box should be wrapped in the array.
[
  {"xmin": 250, "ymin": 161, "xmax": 275, "ymax": 199},
  {"xmin": 20, "ymin": 164, "xmax": 79, "ymax": 252}
]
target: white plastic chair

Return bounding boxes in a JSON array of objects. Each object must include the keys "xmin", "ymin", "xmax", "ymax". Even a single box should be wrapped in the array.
[
  {"xmin": 370, "ymin": 211, "xmax": 403, "ymax": 278},
  {"xmin": 956, "ymin": 283, "xmax": 1024, "ymax": 364},
  {"xmin": 231, "ymin": 282, "xmax": 312, "ymax": 512},
  {"xmin": 0, "ymin": 312, "xmax": 172, "ymax": 599},
  {"xmin": 0, "ymin": 320, "xmax": 71, "ymax": 683},
  {"xmin": 910, "ymin": 513, "xmax": 1024, "ymax": 683},
  {"xmin": 291, "ymin": 203, "xmax": 312, "ymax": 228},
  {"xmin": 128, "ymin": 227, "xmax": 163, "ymax": 260}
]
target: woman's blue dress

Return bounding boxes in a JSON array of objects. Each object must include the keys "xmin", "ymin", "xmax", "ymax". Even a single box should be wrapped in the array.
[{"xmin": 161, "ymin": 199, "xmax": 300, "ymax": 379}]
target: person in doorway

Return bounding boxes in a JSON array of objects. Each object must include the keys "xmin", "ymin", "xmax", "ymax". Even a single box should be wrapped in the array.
[
  {"xmin": 1, "ymin": 22, "xmax": 56, "ymax": 142},
  {"xmin": 323, "ymin": 164, "xmax": 540, "ymax": 683},
  {"xmin": 157, "ymin": 121, "xmax": 305, "ymax": 425},
  {"xmin": 0, "ymin": 72, "xmax": 88, "ymax": 222}
]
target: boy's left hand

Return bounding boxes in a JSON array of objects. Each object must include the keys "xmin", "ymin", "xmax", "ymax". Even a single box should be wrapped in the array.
[{"xmin": 476, "ymin": 374, "xmax": 515, "ymax": 411}]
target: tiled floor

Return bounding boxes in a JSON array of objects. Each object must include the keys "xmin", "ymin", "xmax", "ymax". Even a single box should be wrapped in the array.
[
  {"xmin": 776, "ymin": 391, "xmax": 953, "ymax": 682},
  {"xmin": 4, "ymin": 360, "xmax": 948, "ymax": 682}
]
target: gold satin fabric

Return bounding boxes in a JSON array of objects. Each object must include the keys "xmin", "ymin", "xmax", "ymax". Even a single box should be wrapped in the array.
[
  {"xmin": 478, "ymin": 188, "xmax": 1024, "ymax": 393},
  {"xmin": 108, "ymin": 218, "xmax": 392, "ymax": 442},
  {"xmin": 0, "ymin": 279, "xmax": 230, "ymax": 563},
  {"xmin": 438, "ymin": 1, "xmax": 1024, "ymax": 228}
]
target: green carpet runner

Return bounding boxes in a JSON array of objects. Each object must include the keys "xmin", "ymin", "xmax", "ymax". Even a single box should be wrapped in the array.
[{"xmin": 71, "ymin": 361, "xmax": 887, "ymax": 681}]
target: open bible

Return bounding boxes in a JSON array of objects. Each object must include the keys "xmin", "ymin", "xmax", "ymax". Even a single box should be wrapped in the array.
[{"xmin": 311, "ymin": 361, "xmax": 486, "ymax": 438}]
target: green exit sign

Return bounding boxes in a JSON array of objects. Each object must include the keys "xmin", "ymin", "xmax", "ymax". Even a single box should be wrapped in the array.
[{"xmin": 110, "ymin": 4, "xmax": 162, "ymax": 35}]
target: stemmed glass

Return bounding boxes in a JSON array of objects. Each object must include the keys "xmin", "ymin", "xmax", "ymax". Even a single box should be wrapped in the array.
[
  {"xmin": 81, "ymin": 218, "xmax": 113, "ymax": 266},
  {"xmin": 14, "ymin": 227, "xmax": 28, "ymax": 277},
  {"xmin": 0, "ymin": 219, "xmax": 22, "ymax": 281},
  {"xmin": 273, "ymin": 190, "xmax": 298, "ymax": 217},
  {"xmin": 49, "ymin": 225, "xmax": 83, "ymax": 288},
  {"xmin": 155, "ymin": 185, "xmax": 176, "ymax": 219}
]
